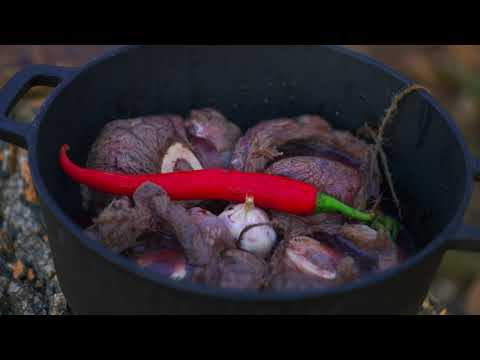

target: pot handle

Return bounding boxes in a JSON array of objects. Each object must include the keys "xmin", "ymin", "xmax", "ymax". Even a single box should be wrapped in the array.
[
  {"xmin": 0, "ymin": 64, "xmax": 77, "ymax": 149},
  {"xmin": 448, "ymin": 156, "xmax": 480, "ymax": 252}
]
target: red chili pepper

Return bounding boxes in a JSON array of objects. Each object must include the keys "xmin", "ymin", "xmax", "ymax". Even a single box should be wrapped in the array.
[
  {"xmin": 59, "ymin": 144, "xmax": 399, "ymax": 238},
  {"xmin": 60, "ymin": 145, "xmax": 317, "ymax": 215}
]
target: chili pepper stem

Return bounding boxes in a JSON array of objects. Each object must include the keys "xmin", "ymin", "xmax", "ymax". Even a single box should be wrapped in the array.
[
  {"xmin": 315, "ymin": 193, "xmax": 401, "ymax": 242},
  {"xmin": 315, "ymin": 193, "xmax": 375, "ymax": 223}
]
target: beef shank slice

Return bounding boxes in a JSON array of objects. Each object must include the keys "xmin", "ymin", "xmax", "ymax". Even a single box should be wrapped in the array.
[
  {"xmin": 266, "ymin": 156, "xmax": 362, "ymax": 205},
  {"xmin": 271, "ymin": 211, "xmax": 343, "ymax": 239},
  {"xmin": 230, "ymin": 115, "xmax": 381, "ymax": 208},
  {"xmin": 268, "ymin": 236, "xmax": 359, "ymax": 291},
  {"xmin": 266, "ymin": 156, "xmax": 361, "ymax": 234},
  {"xmin": 86, "ymin": 197, "xmax": 150, "ymax": 253},
  {"xmin": 231, "ymin": 116, "xmax": 331, "ymax": 172},
  {"xmin": 137, "ymin": 182, "xmax": 236, "ymax": 267},
  {"xmin": 339, "ymin": 224, "xmax": 391, "ymax": 252},
  {"xmin": 86, "ymin": 181, "xmax": 181, "ymax": 253},
  {"xmin": 194, "ymin": 249, "xmax": 267, "ymax": 290},
  {"xmin": 87, "ymin": 115, "xmax": 190, "ymax": 175},
  {"xmin": 185, "ymin": 108, "xmax": 242, "ymax": 168},
  {"xmin": 82, "ymin": 115, "xmax": 197, "ymax": 213}
]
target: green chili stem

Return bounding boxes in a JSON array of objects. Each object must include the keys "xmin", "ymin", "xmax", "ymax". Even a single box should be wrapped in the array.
[
  {"xmin": 315, "ymin": 193, "xmax": 376, "ymax": 223},
  {"xmin": 315, "ymin": 192, "xmax": 401, "ymax": 242}
]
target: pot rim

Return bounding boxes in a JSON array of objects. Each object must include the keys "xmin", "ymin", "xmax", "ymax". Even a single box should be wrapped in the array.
[{"xmin": 27, "ymin": 45, "xmax": 474, "ymax": 302}]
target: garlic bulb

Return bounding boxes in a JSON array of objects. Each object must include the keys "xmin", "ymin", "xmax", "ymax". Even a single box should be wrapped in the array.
[{"xmin": 219, "ymin": 196, "xmax": 277, "ymax": 258}]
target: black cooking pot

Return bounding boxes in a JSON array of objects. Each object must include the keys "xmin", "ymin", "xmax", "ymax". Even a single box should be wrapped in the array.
[{"xmin": 1, "ymin": 45, "xmax": 479, "ymax": 314}]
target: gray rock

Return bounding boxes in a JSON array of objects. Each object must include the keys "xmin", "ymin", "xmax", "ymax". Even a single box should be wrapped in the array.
[
  {"xmin": 0, "ymin": 275, "xmax": 9, "ymax": 292},
  {"xmin": 49, "ymin": 293, "xmax": 69, "ymax": 315},
  {"xmin": 5, "ymin": 281, "xmax": 48, "ymax": 315},
  {"xmin": 0, "ymin": 163, "xmax": 70, "ymax": 315},
  {"xmin": 14, "ymin": 234, "xmax": 55, "ymax": 282},
  {"xmin": 44, "ymin": 275, "xmax": 63, "ymax": 298},
  {"xmin": 3, "ymin": 199, "xmax": 42, "ymax": 236},
  {"xmin": 0, "ymin": 269, "xmax": 11, "ymax": 314},
  {"xmin": 0, "ymin": 230, "xmax": 15, "ymax": 262},
  {"xmin": 1, "ymin": 173, "xmax": 23, "ymax": 205}
]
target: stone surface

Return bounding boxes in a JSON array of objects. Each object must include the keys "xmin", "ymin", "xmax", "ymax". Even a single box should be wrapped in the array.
[{"xmin": 0, "ymin": 152, "xmax": 71, "ymax": 315}]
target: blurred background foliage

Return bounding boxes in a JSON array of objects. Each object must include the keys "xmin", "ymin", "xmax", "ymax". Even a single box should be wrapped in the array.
[{"xmin": 1, "ymin": 45, "xmax": 479, "ymax": 314}]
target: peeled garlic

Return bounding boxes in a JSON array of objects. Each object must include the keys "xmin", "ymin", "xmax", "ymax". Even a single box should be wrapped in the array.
[{"xmin": 219, "ymin": 196, "xmax": 277, "ymax": 258}]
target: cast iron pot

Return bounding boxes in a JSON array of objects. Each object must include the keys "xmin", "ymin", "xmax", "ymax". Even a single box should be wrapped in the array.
[{"xmin": 0, "ymin": 45, "xmax": 479, "ymax": 314}]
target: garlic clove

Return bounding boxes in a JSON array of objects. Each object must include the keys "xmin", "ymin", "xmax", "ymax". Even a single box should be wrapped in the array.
[
  {"xmin": 219, "ymin": 198, "xmax": 277, "ymax": 259},
  {"xmin": 161, "ymin": 142, "xmax": 203, "ymax": 174},
  {"xmin": 218, "ymin": 205, "xmax": 247, "ymax": 239},
  {"xmin": 240, "ymin": 224, "xmax": 277, "ymax": 258}
]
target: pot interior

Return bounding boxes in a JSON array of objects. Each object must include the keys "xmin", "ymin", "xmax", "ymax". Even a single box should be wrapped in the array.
[{"xmin": 35, "ymin": 45, "xmax": 468, "ymax": 256}]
